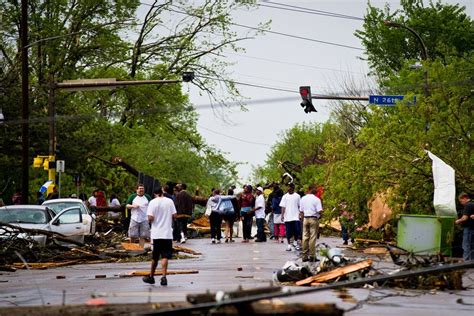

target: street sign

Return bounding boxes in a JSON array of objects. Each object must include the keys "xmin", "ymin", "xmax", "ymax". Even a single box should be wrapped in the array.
[
  {"xmin": 369, "ymin": 95, "xmax": 405, "ymax": 105},
  {"xmin": 56, "ymin": 160, "xmax": 65, "ymax": 173},
  {"xmin": 369, "ymin": 95, "xmax": 416, "ymax": 106}
]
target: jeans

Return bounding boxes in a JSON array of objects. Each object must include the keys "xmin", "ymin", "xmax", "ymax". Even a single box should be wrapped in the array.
[
  {"xmin": 462, "ymin": 227, "xmax": 474, "ymax": 261},
  {"xmin": 173, "ymin": 217, "xmax": 189, "ymax": 241},
  {"xmin": 267, "ymin": 213, "xmax": 274, "ymax": 236},
  {"xmin": 302, "ymin": 217, "xmax": 319, "ymax": 258},
  {"xmin": 210, "ymin": 211, "xmax": 222, "ymax": 240},
  {"xmin": 341, "ymin": 221, "xmax": 354, "ymax": 243},
  {"xmin": 256, "ymin": 218, "xmax": 266, "ymax": 241},
  {"xmin": 241, "ymin": 211, "xmax": 254, "ymax": 240}
]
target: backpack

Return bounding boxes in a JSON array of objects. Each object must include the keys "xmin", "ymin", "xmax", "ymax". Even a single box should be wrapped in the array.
[{"xmin": 217, "ymin": 197, "xmax": 235, "ymax": 216}]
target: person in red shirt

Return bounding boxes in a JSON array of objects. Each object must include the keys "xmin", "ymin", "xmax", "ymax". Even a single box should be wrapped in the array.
[{"xmin": 238, "ymin": 185, "xmax": 255, "ymax": 243}]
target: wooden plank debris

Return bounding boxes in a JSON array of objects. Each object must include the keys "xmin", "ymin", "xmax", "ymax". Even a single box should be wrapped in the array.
[
  {"xmin": 129, "ymin": 269, "xmax": 199, "ymax": 276},
  {"xmin": 173, "ymin": 245, "xmax": 202, "ymax": 255},
  {"xmin": 363, "ymin": 247, "xmax": 389, "ymax": 255},
  {"xmin": 120, "ymin": 242, "xmax": 144, "ymax": 251},
  {"xmin": 296, "ymin": 259, "xmax": 373, "ymax": 286}
]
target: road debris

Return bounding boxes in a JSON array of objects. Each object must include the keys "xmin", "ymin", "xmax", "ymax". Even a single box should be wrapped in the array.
[
  {"xmin": 0, "ymin": 226, "xmax": 200, "ymax": 270},
  {"xmin": 128, "ymin": 269, "xmax": 199, "ymax": 277},
  {"xmin": 296, "ymin": 259, "xmax": 373, "ymax": 286}
]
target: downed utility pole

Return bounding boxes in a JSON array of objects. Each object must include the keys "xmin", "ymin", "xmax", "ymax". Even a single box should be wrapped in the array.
[{"xmin": 142, "ymin": 261, "xmax": 474, "ymax": 315}]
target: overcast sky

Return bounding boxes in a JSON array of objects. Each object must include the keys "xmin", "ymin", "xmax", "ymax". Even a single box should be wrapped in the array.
[{"xmin": 180, "ymin": 0, "xmax": 473, "ymax": 183}]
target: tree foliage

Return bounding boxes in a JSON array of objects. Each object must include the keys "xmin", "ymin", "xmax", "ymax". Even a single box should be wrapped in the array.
[
  {"xmin": 355, "ymin": 0, "xmax": 474, "ymax": 77},
  {"xmin": 255, "ymin": 1, "xmax": 473, "ymax": 226},
  {"xmin": 0, "ymin": 0, "xmax": 261, "ymax": 202}
]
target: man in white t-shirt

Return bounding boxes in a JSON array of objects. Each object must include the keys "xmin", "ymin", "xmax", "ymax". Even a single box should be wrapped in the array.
[
  {"xmin": 88, "ymin": 190, "xmax": 97, "ymax": 207},
  {"xmin": 300, "ymin": 185, "xmax": 323, "ymax": 262},
  {"xmin": 253, "ymin": 186, "xmax": 267, "ymax": 242},
  {"xmin": 125, "ymin": 184, "xmax": 152, "ymax": 246},
  {"xmin": 143, "ymin": 187, "xmax": 177, "ymax": 286},
  {"xmin": 279, "ymin": 183, "xmax": 302, "ymax": 251}
]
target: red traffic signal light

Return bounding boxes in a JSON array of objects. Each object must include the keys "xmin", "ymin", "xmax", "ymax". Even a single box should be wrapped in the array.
[
  {"xmin": 299, "ymin": 86, "xmax": 316, "ymax": 113},
  {"xmin": 299, "ymin": 86, "xmax": 311, "ymax": 99}
]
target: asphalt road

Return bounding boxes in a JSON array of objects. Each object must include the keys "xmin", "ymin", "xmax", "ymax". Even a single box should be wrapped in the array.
[{"xmin": 1, "ymin": 236, "xmax": 473, "ymax": 315}]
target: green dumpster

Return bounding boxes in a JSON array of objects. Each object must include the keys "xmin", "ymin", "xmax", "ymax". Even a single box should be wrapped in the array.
[{"xmin": 397, "ymin": 214, "xmax": 456, "ymax": 256}]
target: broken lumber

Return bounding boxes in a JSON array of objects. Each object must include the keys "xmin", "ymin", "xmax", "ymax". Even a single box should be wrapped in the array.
[
  {"xmin": 128, "ymin": 269, "xmax": 199, "ymax": 276},
  {"xmin": 121, "ymin": 242, "xmax": 144, "ymax": 251},
  {"xmin": 296, "ymin": 259, "xmax": 373, "ymax": 286},
  {"xmin": 12, "ymin": 260, "xmax": 82, "ymax": 269},
  {"xmin": 173, "ymin": 245, "xmax": 202, "ymax": 255},
  {"xmin": 363, "ymin": 247, "xmax": 389, "ymax": 255}
]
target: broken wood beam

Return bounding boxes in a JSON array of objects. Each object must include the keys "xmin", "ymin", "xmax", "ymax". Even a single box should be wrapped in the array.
[
  {"xmin": 12, "ymin": 260, "xmax": 82, "ymax": 269},
  {"xmin": 128, "ymin": 270, "xmax": 199, "ymax": 276},
  {"xmin": 173, "ymin": 245, "xmax": 202, "ymax": 255},
  {"xmin": 296, "ymin": 259, "xmax": 373, "ymax": 286}
]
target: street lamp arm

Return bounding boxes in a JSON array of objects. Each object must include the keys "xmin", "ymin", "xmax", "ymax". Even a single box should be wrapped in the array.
[
  {"xmin": 384, "ymin": 20, "xmax": 428, "ymax": 60},
  {"xmin": 54, "ymin": 79, "xmax": 183, "ymax": 90}
]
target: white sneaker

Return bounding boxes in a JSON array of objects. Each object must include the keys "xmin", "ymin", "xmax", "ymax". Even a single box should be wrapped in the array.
[
  {"xmin": 293, "ymin": 240, "xmax": 298, "ymax": 247},
  {"xmin": 211, "ymin": 238, "xmax": 216, "ymax": 244},
  {"xmin": 217, "ymin": 239, "xmax": 222, "ymax": 244},
  {"xmin": 286, "ymin": 245, "xmax": 292, "ymax": 251},
  {"xmin": 180, "ymin": 238, "xmax": 186, "ymax": 244}
]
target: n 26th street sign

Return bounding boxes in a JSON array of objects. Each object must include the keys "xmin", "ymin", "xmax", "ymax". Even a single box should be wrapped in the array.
[{"xmin": 369, "ymin": 95, "xmax": 416, "ymax": 106}]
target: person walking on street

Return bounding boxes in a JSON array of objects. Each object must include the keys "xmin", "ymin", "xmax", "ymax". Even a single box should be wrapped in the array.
[
  {"xmin": 206, "ymin": 189, "xmax": 223, "ymax": 243},
  {"xmin": 254, "ymin": 187, "xmax": 267, "ymax": 242},
  {"xmin": 455, "ymin": 193, "xmax": 474, "ymax": 261},
  {"xmin": 125, "ymin": 184, "xmax": 152, "ymax": 247},
  {"xmin": 239, "ymin": 185, "xmax": 255, "ymax": 243},
  {"xmin": 143, "ymin": 187, "xmax": 177, "ymax": 286},
  {"xmin": 280, "ymin": 183, "xmax": 301, "ymax": 251},
  {"xmin": 339, "ymin": 201, "xmax": 354, "ymax": 245},
  {"xmin": 271, "ymin": 185, "xmax": 285, "ymax": 243},
  {"xmin": 300, "ymin": 185, "xmax": 323, "ymax": 262},
  {"xmin": 224, "ymin": 187, "xmax": 239, "ymax": 243},
  {"xmin": 173, "ymin": 183, "xmax": 194, "ymax": 244}
]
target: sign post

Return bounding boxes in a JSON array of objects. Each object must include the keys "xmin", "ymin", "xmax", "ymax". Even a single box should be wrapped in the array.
[{"xmin": 56, "ymin": 160, "xmax": 65, "ymax": 198}]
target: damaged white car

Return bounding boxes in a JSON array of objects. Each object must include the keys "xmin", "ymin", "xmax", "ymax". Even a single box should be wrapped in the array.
[{"xmin": 0, "ymin": 204, "xmax": 92, "ymax": 246}]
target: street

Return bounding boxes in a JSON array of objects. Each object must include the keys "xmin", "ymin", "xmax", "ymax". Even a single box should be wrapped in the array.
[{"xmin": 1, "ymin": 236, "xmax": 473, "ymax": 315}]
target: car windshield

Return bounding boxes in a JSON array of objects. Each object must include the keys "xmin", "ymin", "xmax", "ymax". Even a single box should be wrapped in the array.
[
  {"xmin": 44, "ymin": 202, "xmax": 81, "ymax": 215},
  {"xmin": 0, "ymin": 208, "xmax": 48, "ymax": 224}
]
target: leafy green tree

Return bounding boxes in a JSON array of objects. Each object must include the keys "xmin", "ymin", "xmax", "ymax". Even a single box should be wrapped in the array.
[
  {"xmin": 0, "ymin": 0, "xmax": 259, "ymax": 202},
  {"xmin": 356, "ymin": 0, "xmax": 474, "ymax": 78}
]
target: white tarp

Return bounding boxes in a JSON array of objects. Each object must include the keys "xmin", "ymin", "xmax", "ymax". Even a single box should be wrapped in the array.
[{"xmin": 426, "ymin": 150, "xmax": 456, "ymax": 216}]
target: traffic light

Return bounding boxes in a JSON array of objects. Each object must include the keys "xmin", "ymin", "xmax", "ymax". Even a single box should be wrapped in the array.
[
  {"xmin": 299, "ymin": 86, "xmax": 316, "ymax": 113},
  {"xmin": 33, "ymin": 157, "xmax": 43, "ymax": 168},
  {"xmin": 182, "ymin": 72, "xmax": 195, "ymax": 82}
]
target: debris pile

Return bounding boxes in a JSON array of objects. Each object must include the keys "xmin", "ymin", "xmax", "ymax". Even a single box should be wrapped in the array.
[
  {"xmin": 0, "ymin": 222, "xmax": 200, "ymax": 271},
  {"xmin": 273, "ymin": 242, "xmax": 468, "ymax": 291}
]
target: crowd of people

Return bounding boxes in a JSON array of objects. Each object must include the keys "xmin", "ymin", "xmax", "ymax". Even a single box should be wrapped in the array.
[{"xmin": 204, "ymin": 182, "xmax": 324, "ymax": 262}]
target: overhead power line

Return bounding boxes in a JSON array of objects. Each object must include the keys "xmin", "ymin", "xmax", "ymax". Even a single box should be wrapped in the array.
[
  {"xmin": 198, "ymin": 125, "xmax": 271, "ymax": 147},
  {"xmin": 259, "ymin": 2, "xmax": 364, "ymax": 21},
  {"xmin": 196, "ymin": 74, "xmax": 298, "ymax": 94},
  {"xmin": 230, "ymin": 23, "xmax": 364, "ymax": 51},
  {"xmin": 162, "ymin": 5, "xmax": 364, "ymax": 51},
  {"xmin": 221, "ymin": 51, "xmax": 367, "ymax": 75}
]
